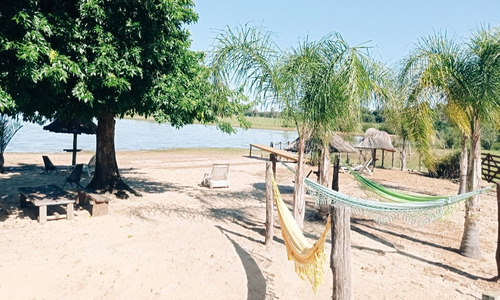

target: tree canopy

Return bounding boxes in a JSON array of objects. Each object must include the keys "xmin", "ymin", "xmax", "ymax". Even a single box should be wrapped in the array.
[
  {"xmin": 0, "ymin": 1, "xmax": 249, "ymax": 192},
  {"xmin": 399, "ymin": 26, "xmax": 500, "ymax": 258}
]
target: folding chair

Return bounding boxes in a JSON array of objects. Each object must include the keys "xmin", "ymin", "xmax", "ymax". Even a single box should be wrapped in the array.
[
  {"xmin": 62, "ymin": 164, "xmax": 84, "ymax": 189},
  {"xmin": 41, "ymin": 155, "xmax": 58, "ymax": 174}
]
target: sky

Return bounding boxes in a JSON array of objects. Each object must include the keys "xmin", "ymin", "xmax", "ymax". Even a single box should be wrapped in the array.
[{"xmin": 189, "ymin": 0, "xmax": 500, "ymax": 66}]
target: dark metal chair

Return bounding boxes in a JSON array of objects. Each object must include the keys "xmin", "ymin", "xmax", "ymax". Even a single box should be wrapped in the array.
[
  {"xmin": 41, "ymin": 155, "xmax": 57, "ymax": 174},
  {"xmin": 62, "ymin": 164, "xmax": 83, "ymax": 189}
]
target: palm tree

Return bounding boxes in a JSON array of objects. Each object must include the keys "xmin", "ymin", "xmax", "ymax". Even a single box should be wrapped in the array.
[
  {"xmin": 209, "ymin": 26, "xmax": 384, "ymax": 228},
  {"xmin": 296, "ymin": 36, "xmax": 386, "ymax": 187},
  {"xmin": 0, "ymin": 115, "xmax": 22, "ymax": 173},
  {"xmin": 400, "ymin": 27, "xmax": 500, "ymax": 258}
]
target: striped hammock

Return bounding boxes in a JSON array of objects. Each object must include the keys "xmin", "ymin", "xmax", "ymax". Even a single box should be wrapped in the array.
[
  {"xmin": 272, "ymin": 175, "xmax": 331, "ymax": 293},
  {"xmin": 305, "ymin": 177, "xmax": 493, "ymax": 225},
  {"xmin": 351, "ymin": 170, "xmax": 462, "ymax": 202}
]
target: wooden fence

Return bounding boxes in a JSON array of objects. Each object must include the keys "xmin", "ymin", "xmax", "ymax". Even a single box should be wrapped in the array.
[{"xmin": 482, "ymin": 152, "xmax": 500, "ymax": 183}]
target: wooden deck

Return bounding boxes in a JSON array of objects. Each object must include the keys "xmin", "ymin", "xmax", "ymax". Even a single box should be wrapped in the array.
[{"xmin": 249, "ymin": 144, "xmax": 299, "ymax": 162}]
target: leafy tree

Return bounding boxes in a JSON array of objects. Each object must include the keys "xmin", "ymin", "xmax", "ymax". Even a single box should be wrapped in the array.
[
  {"xmin": 0, "ymin": 115, "xmax": 22, "ymax": 173},
  {"xmin": 0, "ymin": 1, "xmax": 247, "ymax": 194},
  {"xmin": 400, "ymin": 27, "xmax": 500, "ymax": 258},
  {"xmin": 209, "ymin": 25, "xmax": 384, "ymax": 227}
]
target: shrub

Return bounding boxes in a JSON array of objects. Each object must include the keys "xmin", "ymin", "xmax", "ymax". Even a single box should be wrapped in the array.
[
  {"xmin": 492, "ymin": 142, "xmax": 500, "ymax": 151},
  {"xmin": 431, "ymin": 150, "xmax": 461, "ymax": 179}
]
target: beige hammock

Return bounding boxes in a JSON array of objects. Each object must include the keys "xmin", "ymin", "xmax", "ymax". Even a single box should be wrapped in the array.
[{"xmin": 272, "ymin": 176, "xmax": 331, "ymax": 292}]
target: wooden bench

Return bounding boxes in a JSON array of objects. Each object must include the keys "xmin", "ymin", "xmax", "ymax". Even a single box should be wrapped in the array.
[
  {"xmin": 77, "ymin": 191, "xmax": 110, "ymax": 217},
  {"xmin": 19, "ymin": 185, "xmax": 75, "ymax": 224}
]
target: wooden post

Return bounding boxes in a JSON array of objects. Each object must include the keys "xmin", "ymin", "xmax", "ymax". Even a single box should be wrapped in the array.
[
  {"xmin": 265, "ymin": 162, "xmax": 274, "ymax": 246},
  {"xmin": 72, "ymin": 133, "xmax": 78, "ymax": 166},
  {"xmin": 372, "ymin": 149, "xmax": 376, "ymax": 170},
  {"xmin": 381, "ymin": 150, "xmax": 385, "ymax": 168},
  {"xmin": 392, "ymin": 151, "xmax": 394, "ymax": 168},
  {"xmin": 496, "ymin": 182, "xmax": 500, "ymax": 279},
  {"xmin": 419, "ymin": 154, "xmax": 422, "ymax": 172},
  {"xmin": 331, "ymin": 204, "xmax": 352, "ymax": 299},
  {"xmin": 332, "ymin": 156, "xmax": 339, "ymax": 192},
  {"xmin": 270, "ymin": 154, "xmax": 277, "ymax": 176}
]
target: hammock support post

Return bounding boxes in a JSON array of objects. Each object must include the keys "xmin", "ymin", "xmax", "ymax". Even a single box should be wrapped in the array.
[
  {"xmin": 330, "ymin": 204, "xmax": 352, "ymax": 299},
  {"xmin": 332, "ymin": 156, "xmax": 340, "ymax": 192},
  {"xmin": 270, "ymin": 154, "xmax": 277, "ymax": 176},
  {"xmin": 265, "ymin": 162, "xmax": 274, "ymax": 246}
]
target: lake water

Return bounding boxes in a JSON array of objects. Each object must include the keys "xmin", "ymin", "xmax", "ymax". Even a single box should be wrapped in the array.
[{"xmin": 6, "ymin": 119, "xmax": 298, "ymax": 153}]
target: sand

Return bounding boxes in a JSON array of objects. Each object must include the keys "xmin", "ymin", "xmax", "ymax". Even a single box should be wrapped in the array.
[{"xmin": 0, "ymin": 148, "xmax": 499, "ymax": 299}]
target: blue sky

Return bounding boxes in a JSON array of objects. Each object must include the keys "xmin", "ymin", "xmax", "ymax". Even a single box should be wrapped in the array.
[{"xmin": 189, "ymin": 1, "xmax": 500, "ymax": 65}]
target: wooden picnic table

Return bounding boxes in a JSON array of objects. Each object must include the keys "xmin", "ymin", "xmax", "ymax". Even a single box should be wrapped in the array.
[{"xmin": 19, "ymin": 185, "xmax": 76, "ymax": 224}]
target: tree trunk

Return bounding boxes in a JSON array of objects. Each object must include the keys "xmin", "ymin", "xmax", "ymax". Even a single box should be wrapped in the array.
[
  {"xmin": 0, "ymin": 152, "xmax": 4, "ymax": 173},
  {"xmin": 87, "ymin": 111, "xmax": 139, "ymax": 196},
  {"xmin": 293, "ymin": 131, "xmax": 307, "ymax": 229},
  {"xmin": 319, "ymin": 143, "xmax": 330, "ymax": 187},
  {"xmin": 399, "ymin": 138, "xmax": 407, "ymax": 171},
  {"xmin": 458, "ymin": 133, "xmax": 468, "ymax": 195},
  {"xmin": 460, "ymin": 118, "xmax": 481, "ymax": 259}
]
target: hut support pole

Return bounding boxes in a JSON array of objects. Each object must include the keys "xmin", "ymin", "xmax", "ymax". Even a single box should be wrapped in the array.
[
  {"xmin": 372, "ymin": 149, "xmax": 376, "ymax": 170},
  {"xmin": 382, "ymin": 150, "xmax": 385, "ymax": 168},
  {"xmin": 265, "ymin": 161, "xmax": 274, "ymax": 246},
  {"xmin": 331, "ymin": 204, "xmax": 352, "ymax": 299},
  {"xmin": 72, "ymin": 133, "xmax": 78, "ymax": 166}
]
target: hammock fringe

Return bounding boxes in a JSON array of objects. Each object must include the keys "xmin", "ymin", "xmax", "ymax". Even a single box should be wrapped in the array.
[{"xmin": 272, "ymin": 175, "xmax": 330, "ymax": 292}]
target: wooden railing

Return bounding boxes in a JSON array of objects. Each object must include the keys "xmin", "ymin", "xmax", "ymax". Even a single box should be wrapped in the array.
[{"xmin": 481, "ymin": 152, "xmax": 500, "ymax": 183}]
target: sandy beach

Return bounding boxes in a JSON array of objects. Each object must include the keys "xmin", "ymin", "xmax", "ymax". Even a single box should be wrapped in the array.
[{"xmin": 0, "ymin": 148, "xmax": 499, "ymax": 299}]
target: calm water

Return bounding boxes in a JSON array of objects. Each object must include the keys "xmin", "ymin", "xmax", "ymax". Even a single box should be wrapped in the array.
[{"xmin": 6, "ymin": 119, "xmax": 298, "ymax": 153}]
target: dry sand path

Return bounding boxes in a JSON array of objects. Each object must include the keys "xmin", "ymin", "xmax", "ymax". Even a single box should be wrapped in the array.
[{"xmin": 1, "ymin": 149, "xmax": 499, "ymax": 299}]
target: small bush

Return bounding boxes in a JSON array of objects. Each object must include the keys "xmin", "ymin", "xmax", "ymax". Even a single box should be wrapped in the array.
[
  {"xmin": 492, "ymin": 142, "xmax": 500, "ymax": 151},
  {"xmin": 431, "ymin": 150, "xmax": 461, "ymax": 179}
]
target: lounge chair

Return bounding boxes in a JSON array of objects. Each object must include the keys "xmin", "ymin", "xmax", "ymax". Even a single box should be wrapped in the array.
[
  {"xmin": 41, "ymin": 155, "xmax": 57, "ymax": 174},
  {"xmin": 83, "ymin": 154, "xmax": 96, "ymax": 176},
  {"xmin": 62, "ymin": 164, "xmax": 84, "ymax": 189},
  {"xmin": 341, "ymin": 158, "xmax": 373, "ymax": 175},
  {"xmin": 202, "ymin": 163, "xmax": 230, "ymax": 188}
]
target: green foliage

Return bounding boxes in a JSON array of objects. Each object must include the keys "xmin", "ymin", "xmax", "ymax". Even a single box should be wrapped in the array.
[
  {"xmin": 0, "ymin": 1, "xmax": 247, "ymax": 132},
  {"xmin": 399, "ymin": 27, "xmax": 500, "ymax": 175},
  {"xmin": 480, "ymin": 123, "xmax": 499, "ymax": 150},
  {"xmin": 430, "ymin": 150, "xmax": 461, "ymax": 179},
  {"xmin": 492, "ymin": 142, "xmax": 500, "ymax": 151},
  {"xmin": 0, "ymin": 114, "xmax": 22, "ymax": 153}
]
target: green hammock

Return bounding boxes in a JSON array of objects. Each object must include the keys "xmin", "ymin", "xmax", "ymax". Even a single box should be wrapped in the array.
[
  {"xmin": 305, "ymin": 177, "xmax": 493, "ymax": 225},
  {"xmin": 350, "ymin": 170, "xmax": 446, "ymax": 203}
]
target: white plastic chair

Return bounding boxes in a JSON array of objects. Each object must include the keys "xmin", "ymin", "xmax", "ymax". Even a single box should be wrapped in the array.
[
  {"xmin": 83, "ymin": 155, "xmax": 96, "ymax": 176},
  {"xmin": 202, "ymin": 164, "xmax": 230, "ymax": 188},
  {"xmin": 341, "ymin": 158, "xmax": 373, "ymax": 175}
]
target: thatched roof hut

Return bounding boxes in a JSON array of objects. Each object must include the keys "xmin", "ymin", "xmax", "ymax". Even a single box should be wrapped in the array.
[
  {"xmin": 355, "ymin": 128, "xmax": 395, "ymax": 152},
  {"xmin": 43, "ymin": 119, "xmax": 97, "ymax": 135},
  {"xmin": 43, "ymin": 119, "xmax": 97, "ymax": 165},
  {"xmin": 284, "ymin": 134, "xmax": 357, "ymax": 153}
]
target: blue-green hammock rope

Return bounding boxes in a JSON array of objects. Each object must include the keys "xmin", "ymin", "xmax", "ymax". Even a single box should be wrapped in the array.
[{"xmin": 277, "ymin": 158, "xmax": 493, "ymax": 225}]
